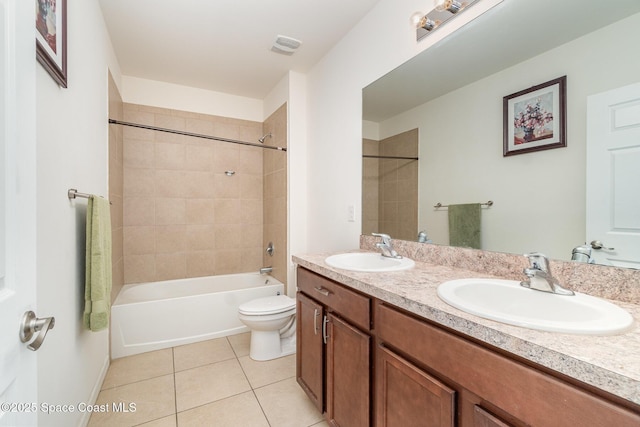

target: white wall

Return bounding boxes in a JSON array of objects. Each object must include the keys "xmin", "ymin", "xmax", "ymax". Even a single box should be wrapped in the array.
[
  {"xmin": 35, "ymin": 0, "xmax": 120, "ymax": 425},
  {"xmin": 122, "ymin": 76, "xmax": 264, "ymax": 122},
  {"xmin": 377, "ymin": 13, "xmax": 640, "ymax": 260},
  {"xmin": 303, "ymin": 0, "xmax": 501, "ymax": 252}
]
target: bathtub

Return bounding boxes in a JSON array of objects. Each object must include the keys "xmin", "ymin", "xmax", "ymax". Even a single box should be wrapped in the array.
[{"xmin": 110, "ymin": 273, "xmax": 284, "ymax": 359}]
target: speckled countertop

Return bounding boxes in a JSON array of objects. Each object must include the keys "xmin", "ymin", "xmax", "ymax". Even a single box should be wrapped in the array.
[{"xmin": 292, "ymin": 251, "xmax": 640, "ymax": 407}]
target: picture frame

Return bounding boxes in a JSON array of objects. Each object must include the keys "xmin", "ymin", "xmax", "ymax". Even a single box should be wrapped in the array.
[
  {"xmin": 36, "ymin": 0, "xmax": 67, "ymax": 88},
  {"xmin": 503, "ymin": 76, "xmax": 566, "ymax": 156}
]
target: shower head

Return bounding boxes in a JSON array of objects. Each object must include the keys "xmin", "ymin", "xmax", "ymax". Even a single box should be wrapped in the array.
[{"xmin": 258, "ymin": 133, "xmax": 272, "ymax": 143}]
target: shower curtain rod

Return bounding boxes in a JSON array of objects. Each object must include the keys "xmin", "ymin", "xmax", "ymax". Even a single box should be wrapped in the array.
[
  {"xmin": 108, "ymin": 119, "xmax": 287, "ymax": 152},
  {"xmin": 363, "ymin": 155, "xmax": 419, "ymax": 160}
]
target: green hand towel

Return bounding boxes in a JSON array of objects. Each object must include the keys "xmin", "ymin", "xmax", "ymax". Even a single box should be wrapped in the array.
[
  {"xmin": 448, "ymin": 203, "xmax": 481, "ymax": 249},
  {"xmin": 83, "ymin": 196, "xmax": 113, "ymax": 332}
]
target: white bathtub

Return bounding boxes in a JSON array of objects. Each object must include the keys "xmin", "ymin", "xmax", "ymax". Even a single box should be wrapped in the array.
[{"xmin": 110, "ymin": 273, "xmax": 284, "ymax": 359}]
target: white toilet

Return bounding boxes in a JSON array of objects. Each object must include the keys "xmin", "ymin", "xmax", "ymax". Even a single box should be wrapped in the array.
[{"xmin": 238, "ymin": 295, "xmax": 296, "ymax": 361}]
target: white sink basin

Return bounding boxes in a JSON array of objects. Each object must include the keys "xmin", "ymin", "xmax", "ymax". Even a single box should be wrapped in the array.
[
  {"xmin": 325, "ymin": 252, "xmax": 415, "ymax": 272},
  {"xmin": 437, "ymin": 278, "xmax": 634, "ymax": 335}
]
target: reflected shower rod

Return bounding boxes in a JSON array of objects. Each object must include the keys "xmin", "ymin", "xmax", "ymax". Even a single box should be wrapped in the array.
[{"xmin": 108, "ymin": 119, "xmax": 287, "ymax": 152}]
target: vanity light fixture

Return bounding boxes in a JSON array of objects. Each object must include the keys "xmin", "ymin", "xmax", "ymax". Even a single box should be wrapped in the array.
[
  {"xmin": 434, "ymin": 0, "xmax": 464, "ymax": 14},
  {"xmin": 410, "ymin": 12, "xmax": 440, "ymax": 31},
  {"xmin": 412, "ymin": 0, "xmax": 488, "ymax": 41}
]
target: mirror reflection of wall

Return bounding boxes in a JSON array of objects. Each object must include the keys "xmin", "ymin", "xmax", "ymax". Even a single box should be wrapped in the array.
[
  {"xmin": 362, "ymin": 129, "xmax": 418, "ymax": 241},
  {"xmin": 363, "ymin": 2, "xmax": 640, "ymax": 263}
]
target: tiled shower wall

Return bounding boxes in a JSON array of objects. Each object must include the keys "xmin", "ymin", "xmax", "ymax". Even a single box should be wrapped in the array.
[
  {"xmin": 362, "ymin": 138, "xmax": 380, "ymax": 236},
  {"xmin": 108, "ymin": 74, "xmax": 124, "ymax": 303},
  {"xmin": 121, "ymin": 103, "xmax": 287, "ymax": 285},
  {"xmin": 262, "ymin": 104, "xmax": 288, "ymax": 286},
  {"xmin": 362, "ymin": 128, "xmax": 418, "ymax": 241}
]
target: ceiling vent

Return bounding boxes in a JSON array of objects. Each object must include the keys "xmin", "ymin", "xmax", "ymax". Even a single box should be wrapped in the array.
[{"xmin": 271, "ymin": 35, "xmax": 302, "ymax": 55}]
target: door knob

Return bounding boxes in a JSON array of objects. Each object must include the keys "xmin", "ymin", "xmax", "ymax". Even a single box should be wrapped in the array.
[
  {"xmin": 590, "ymin": 240, "xmax": 615, "ymax": 250},
  {"xmin": 19, "ymin": 311, "xmax": 55, "ymax": 351}
]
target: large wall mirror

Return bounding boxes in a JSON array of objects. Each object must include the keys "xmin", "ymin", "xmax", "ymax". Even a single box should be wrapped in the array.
[{"xmin": 362, "ymin": 0, "xmax": 640, "ymax": 267}]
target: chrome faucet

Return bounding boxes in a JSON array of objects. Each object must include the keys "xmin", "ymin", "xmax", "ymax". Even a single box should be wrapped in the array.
[
  {"xmin": 372, "ymin": 233, "xmax": 402, "ymax": 259},
  {"xmin": 520, "ymin": 252, "xmax": 574, "ymax": 296},
  {"xmin": 259, "ymin": 266, "xmax": 273, "ymax": 275}
]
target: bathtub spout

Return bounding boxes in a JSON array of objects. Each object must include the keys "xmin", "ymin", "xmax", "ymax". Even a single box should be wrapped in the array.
[{"xmin": 259, "ymin": 267, "xmax": 273, "ymax": 275}]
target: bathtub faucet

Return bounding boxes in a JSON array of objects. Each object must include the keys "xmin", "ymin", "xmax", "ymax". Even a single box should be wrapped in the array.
[{"xmin": 259, "ymin": 267, "xmax": 273, "ymax": 275}]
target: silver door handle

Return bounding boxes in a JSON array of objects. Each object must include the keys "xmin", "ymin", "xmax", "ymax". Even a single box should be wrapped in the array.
[
  {"xmin": 19, "ymin": 311, "xmax": 55, "ymax": 351},
  {"xmin": 313, "ymin": 308, "xmax": 320, "ymax": 335},
  {"xmin": 322, "ymin": 316, "xmax": 329, "ymax": 344},
  {"xmin": 590, "ymin": 240, "xmax": 615, "ymax": 250}
]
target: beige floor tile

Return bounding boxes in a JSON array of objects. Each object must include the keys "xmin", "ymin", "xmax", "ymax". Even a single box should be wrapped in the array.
[
  {"xmin": 175, "ymin": 358, "xmax": 251, "ymax": 412},
  {"xmin": 177, "ymin": 391, "xmax": 269, "ymax": 427},
  {"xmin": 88, "ymin": 374, "xmax": 175, "ymax": 427},
  {"xmin": 310, "ymin": 421, "xmax": 330, "ymax": 427},
  {"xmin": 102, "ymin": 349, "xmax": 174, "ymax": 389},
  {"xmin": 238, "ymin": 354, "xmax": 295, "ymax": 389},
  {"xmin": 138, "ymin": 415, "xmax": 177, "ymax": 427},
  {"xmin": 227, "ymin": 332, "xmax": 250, "ymax": 357},
  {"xmin": 173, "ymin": 337, "xmax": 236, "ymax": 372},
  {"xmin": 254, "ymin": 377, "xmax": 324, "ymax": 427}
]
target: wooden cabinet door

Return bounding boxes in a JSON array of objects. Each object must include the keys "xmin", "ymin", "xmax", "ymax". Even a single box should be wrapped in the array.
[
  {"xmin": 376, "ymin": 345, "xmax": 455, "ymax": 427},
  {"xmin": 326, "ymin": 313, "xmax": 370, "ymax": 427},
  {"xmin": 296, "ymin": 292, "xmax": 325, "ymax": 412},
  {"xmin": 472, "ymin": 406, "xmax": 514, "ymax": 427}
]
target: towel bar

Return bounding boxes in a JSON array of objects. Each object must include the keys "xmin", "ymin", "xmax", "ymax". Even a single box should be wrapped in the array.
[
  {"xmin": 434, "ymin": 200, "xmax": 493, "ymax": 208},
  {"xmin": 68, "ymin": 189, "xmax": 112, "ymax": 205}
]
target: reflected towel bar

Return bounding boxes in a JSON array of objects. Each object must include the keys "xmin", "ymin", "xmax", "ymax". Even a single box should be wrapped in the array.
[
  {"xmin": 68, "ymin": 189, "xmax": 112, "ymax": 205},
  {"xmin": 434, "ymin": 200, "xmax": 493, "ymax": 208}
]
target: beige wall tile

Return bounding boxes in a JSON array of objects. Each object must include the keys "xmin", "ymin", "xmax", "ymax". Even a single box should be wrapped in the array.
[
  {"xmin": 156, "ymin": 198, "xmax": 186, "ymax": 225},
  {"xmin": 214, "ymin": 224, "xmax": 242, "ymax": 250},
  {"xmin": 155, "ymin": 170, "xmax": 186, "ymax": 198},
  {"xmin": 124, "ymin": 168, "xmax": 155, "ymax": 197},
  {"xmin": 185, "ymin": 144, "xmax": 214, "ymax": 171},
  {"xmin": 124, "ymin": 254, "xmax": 155, "ymax": 284},
  {"xmin": 124, "ymin": 140, "xmax": 154, "ymax": 169},
  {"xmin": 184, "ymin": 171, "xmax": 215, "ymax": 198},
  {"xmin": 214, "ymin": 199, "xmax": 241, "ymax": 224},
  {"xmin": 124, "ymin": 197, "xmax": 155, "ymax": 226},
  {"xmin": 124, "ymin": 226, "xmax": 155, "ymax": 255},
  {"xmin": 186, "ymin": 251, "xmax": 216, "ymax": 278},
  {"xmin": 213, "ymin": 173, "xmax": 240, "ymax": 198},
  {"xmin": 155, "ymin": 253, "xmax": 186, "ymax": 281},
  {"xmin": 186, "ymin": 225, "xmax": 216, "ymax": 250},
  {"xmin": 186, "ymin": 199, "xmax": 215, "ymax": 224},
  {"xmin": 155, "ymin": 142, "xmax": 185, "ymax": 170},
  {"xmin": 121, "ymin": 104, "xmax": 278, "ymax": 283},
  {"xmin": 155, "ymin": 225, "xmax": 186, "ymax": 253}
]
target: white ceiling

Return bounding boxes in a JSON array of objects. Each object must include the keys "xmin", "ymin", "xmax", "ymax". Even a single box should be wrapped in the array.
[{"xmin": 98, "ymin": 0, "xmax": 381, "ymax": 100}]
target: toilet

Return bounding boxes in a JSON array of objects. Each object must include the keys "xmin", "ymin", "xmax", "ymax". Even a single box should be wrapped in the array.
[{"xmin": 238, "ymin": 295, "xmax": 296, "ymax": 361}]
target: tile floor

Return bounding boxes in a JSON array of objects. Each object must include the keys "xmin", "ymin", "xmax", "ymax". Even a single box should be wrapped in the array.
[{"xmin": 88, "ymin": 333, "xmax": 327, "ymax": 427}]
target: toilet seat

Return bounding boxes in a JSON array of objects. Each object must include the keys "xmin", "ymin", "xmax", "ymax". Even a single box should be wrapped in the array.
[{"xmin": 238, "ymin": 295, "xmax": 295, "ymax": 316}]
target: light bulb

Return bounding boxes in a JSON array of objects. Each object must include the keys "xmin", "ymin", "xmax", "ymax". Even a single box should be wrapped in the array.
[
  {"xmin": 434, "ymin": 0, "xmax": 462, "ymax": 14},
  {"xmin": 410, "ymin": 11, "xmax": 425, "ymax": 28}
]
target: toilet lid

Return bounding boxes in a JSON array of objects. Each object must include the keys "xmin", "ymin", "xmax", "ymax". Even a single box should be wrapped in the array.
[{"xmin": 238, "ymin": 295, "xmax": 296, "ymax": 315}]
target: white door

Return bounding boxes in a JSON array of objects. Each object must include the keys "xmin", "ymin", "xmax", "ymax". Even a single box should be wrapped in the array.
[
  {"xmin": 0, "ymin": 0, "xmax": 39, "ymax": 425},
  {"xmin": 586, "ymin": 83, "xmax": 640, "ymax": 268}
]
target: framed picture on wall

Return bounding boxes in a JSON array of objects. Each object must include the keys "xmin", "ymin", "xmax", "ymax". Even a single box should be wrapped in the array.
[
  {"xmin": 36, "ymin": 0, "xmax": 67, "ymax": 88},
  {"xmin": 503, "ymin": 76, "xmax": 566, "ymax": 156}
]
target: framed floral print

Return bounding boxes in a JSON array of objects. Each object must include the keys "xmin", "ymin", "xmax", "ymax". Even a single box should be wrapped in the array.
[
  {"xmin": 36, "ymin": 0, "xmax": 67, "ymax": 87},
  {"xmin": 503, "ymin": 76, "xmax": 566, "ymax": 156}
]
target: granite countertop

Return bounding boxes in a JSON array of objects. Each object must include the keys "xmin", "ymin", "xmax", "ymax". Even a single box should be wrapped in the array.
[{"xmin": 293, "ymin": 251, "xmax": 640, "ymax": 407}]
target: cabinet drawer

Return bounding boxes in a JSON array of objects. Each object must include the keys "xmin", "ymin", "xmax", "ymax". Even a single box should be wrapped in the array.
[
  {"xmin": 297, "ymin": 267, "xmax": 370, "ymax": 331},
  {"xmin": 376, "ymin": 301, "xmax": 640, "ymax": 427}
]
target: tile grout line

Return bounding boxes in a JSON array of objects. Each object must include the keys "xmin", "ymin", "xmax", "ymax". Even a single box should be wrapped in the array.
[{"xmin": 172, "ymin": 346, "xmax": 179, "ymax": 426}]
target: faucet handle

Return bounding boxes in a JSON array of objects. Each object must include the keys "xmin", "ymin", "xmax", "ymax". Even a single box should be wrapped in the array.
[
  {"xmin": 524, "ymin": 252, "xmax": 549, "ymax": 271},
  {"xmin": 372, "ymin": 233, "xmax": 392, "ymax": 245}
]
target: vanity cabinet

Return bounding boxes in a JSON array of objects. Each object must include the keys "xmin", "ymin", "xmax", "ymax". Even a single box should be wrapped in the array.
[
  {"xmin": 296, "ymin": 267, "xmax": 371, "ymax": 427},
  {"xmin": 375, "ymin": 301, "xmax": 640, "ymax": 427}
]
